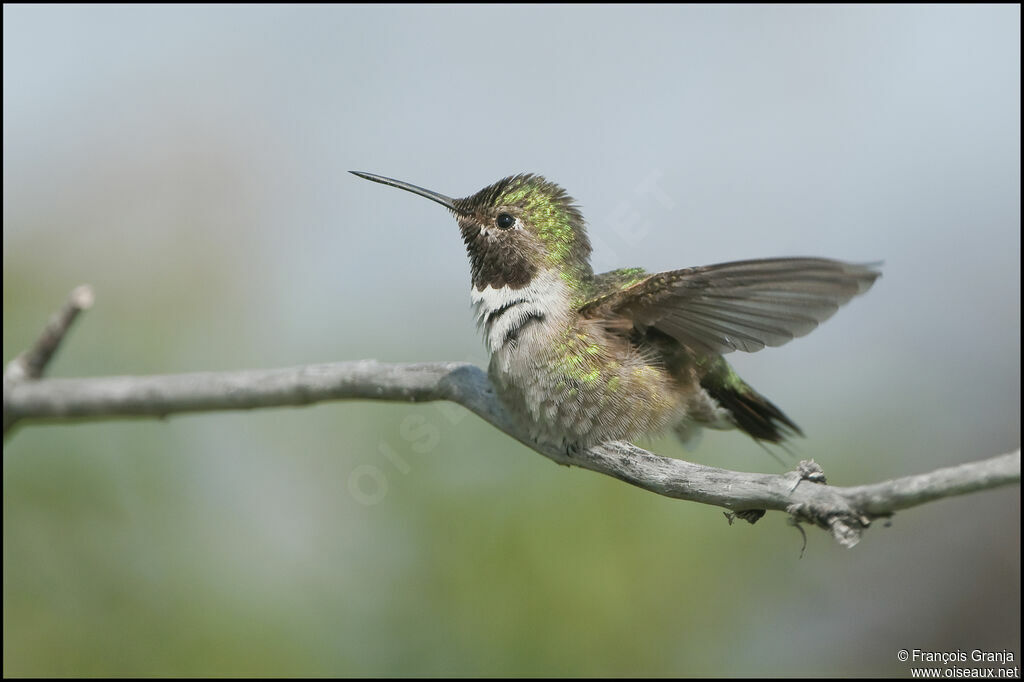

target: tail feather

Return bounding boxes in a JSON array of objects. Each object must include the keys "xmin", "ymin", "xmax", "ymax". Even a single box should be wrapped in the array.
[{"xmin": 700, "ymin": 374, "xmax": 803, "ymax": 444}]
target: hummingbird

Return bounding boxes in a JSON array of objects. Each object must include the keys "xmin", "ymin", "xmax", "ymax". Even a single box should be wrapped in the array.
[{"xmin": 351, "ymin": 171, "xmax": 879, "ymax": 453}]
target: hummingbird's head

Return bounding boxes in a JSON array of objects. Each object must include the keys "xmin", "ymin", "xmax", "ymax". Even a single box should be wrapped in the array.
[{"xmin": 351, "ymin": 172, "xmax": 592, "ymax": 291}]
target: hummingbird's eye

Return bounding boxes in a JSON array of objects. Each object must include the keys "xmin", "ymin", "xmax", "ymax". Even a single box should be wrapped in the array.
[{"xmin": 495, "ymin": 213, "xmax": 516, "ymax": 230}]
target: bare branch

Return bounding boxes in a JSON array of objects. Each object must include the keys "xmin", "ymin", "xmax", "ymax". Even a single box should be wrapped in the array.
[
  {"xmin": 3, "ymin": 354, "xmax": 1019, "ymax": 547},
  {"xmin": 4, "ymin": 285, "xmax": 94, "ymax": 383},
  {"xmin": 4, "ymin": 285, "xmax": 94, "ymax": 434},
  {"xmin": 4, "ymin": 288, "xmax": 1018, "ymax": 546}
]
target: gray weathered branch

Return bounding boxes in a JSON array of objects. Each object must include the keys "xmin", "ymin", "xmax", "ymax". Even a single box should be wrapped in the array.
[
  {"xmin": 4, "ymin": 285, "xmax": 93, "ymax": 383},
  {"xmin": 3, "ymin": 284, "xmax": 94, "ymax": 433},
  {"xmin": 4, "ymin": 288, "xmax": 1020, "ymax": 547}
]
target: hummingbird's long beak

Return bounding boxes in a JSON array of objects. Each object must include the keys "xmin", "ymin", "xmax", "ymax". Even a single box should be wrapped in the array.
[{"xmin": 350, "ymin": 171, "xmax": 463, "ymax": 214}]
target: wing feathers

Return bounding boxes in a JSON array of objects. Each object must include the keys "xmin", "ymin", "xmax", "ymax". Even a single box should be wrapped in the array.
[{"xmin": 582, "ymin": 257, "xmax": 880, "ymax": 354}]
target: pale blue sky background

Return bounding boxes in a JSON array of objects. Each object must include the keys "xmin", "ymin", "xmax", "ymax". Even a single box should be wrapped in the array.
[{"xmin": 4, "ymin": 5, "xmax": 1020, "ymax": 676}]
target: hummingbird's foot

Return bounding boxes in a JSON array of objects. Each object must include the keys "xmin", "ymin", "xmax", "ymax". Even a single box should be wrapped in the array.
[
  {"xmin": 563, "ymin": 442, "xmax": 584, "ymax": 460},
  {"xmin": 724, "ymin": 509, "xmax": 767, "ymax": 526}
]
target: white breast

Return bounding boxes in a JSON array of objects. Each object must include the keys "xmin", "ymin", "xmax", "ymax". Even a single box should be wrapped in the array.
[{"xmin": 470, "ymin": 269, "xmax": 571, "ymax": 356}]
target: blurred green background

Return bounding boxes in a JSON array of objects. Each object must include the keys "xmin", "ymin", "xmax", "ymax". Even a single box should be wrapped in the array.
[{"xmin": 4, "ymin": 5, "xmax": 1019, "ymax": 677}]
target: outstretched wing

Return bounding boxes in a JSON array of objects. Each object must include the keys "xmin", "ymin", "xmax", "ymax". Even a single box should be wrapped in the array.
[{"xmin": 579, "ymin": 258, "xmax": 880, "ymax": 354}]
